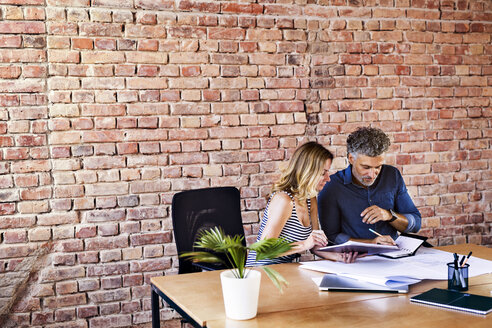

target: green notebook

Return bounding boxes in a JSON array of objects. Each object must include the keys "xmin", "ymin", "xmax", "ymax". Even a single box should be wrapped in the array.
[{"xmin": 410, "ymin": 288, "xmax": 492, "ymax": 315}]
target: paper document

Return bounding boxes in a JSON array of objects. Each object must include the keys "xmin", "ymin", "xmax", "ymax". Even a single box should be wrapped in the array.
[
  {"xmin": 336, "ymin": 273, "xmax": 419, "ymax": 288},
  {"xmin": 317, "ymin": 240, "xmax": 398, "ymax": 255},
  {"xmin": 301, "ymin": 247, "xmax": 492, "ymax": 284},
  {"xmin": 302, "ymin": 262, "xmax": 420, "ymax": 287}
]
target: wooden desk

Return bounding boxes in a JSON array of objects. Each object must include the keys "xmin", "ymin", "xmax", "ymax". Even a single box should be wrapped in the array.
[{"xmin": 151, "ymin": 244, "xmax": 492, "ymax": 328}]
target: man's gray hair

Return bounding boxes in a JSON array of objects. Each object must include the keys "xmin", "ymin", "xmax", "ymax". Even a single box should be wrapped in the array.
[{"xmin": 347, "ymin": 127, "xmax": 391, "ymax": 157}]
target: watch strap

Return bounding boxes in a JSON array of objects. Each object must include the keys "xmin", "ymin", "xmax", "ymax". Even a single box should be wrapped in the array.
[{"xmin": 388, "ymin": 209, "xmax": 398, "ymax": 222}]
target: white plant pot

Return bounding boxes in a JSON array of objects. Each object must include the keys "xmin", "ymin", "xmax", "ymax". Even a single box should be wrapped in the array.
[{"xmin": 220, "ymin": 269, "xmax": 261, "ymax": 320}]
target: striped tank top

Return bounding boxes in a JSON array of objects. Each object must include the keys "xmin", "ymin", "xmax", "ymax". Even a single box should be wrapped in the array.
[{"xmin": 246, "ymin": 191, "xmax": 312, "ymax": 266}]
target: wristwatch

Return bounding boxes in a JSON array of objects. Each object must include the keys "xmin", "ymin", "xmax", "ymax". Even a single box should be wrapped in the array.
[{"xmin": 388, "ymin": 209, "xmax": 398, "ymax": 223}]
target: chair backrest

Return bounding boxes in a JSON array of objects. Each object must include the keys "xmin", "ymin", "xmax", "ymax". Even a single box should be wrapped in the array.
[{"xmin": 171, "ymin": 186, "xmax": 246, "ymax": 274}]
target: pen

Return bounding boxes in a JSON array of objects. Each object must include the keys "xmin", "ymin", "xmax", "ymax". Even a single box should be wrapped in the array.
[
  {"xmin": 461, "ymin": 251, "xmax": 472, "ymax": 267},
  {"xmin": 452, "ymin": 253, "xmax": 462, "ymax": 288},
  {"xmin": 459, "ymin": 255, "xmax": 465, "ymax": 266},
  {"xmin": 368, "ymin": 228, "xmax": 383, "ymax": 237},
  {"xmin": 368, "ymin": 228, "xmax": 396, "ymax": 245}
]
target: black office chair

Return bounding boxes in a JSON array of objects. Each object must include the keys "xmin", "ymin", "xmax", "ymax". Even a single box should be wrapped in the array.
[{"xmin": 171, "ymin": 186, "xmax": 246, "ymax": 274}]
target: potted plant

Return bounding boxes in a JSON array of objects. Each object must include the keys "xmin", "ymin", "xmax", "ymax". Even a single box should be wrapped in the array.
[{"xmin": 180, "ymin": 227, "xmax": 293, "ymax": 320}]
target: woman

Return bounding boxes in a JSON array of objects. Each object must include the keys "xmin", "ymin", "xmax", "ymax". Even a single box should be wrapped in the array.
[{"xmin": 246, "ymin": 142, "xmax": 358, "ymax": 266}]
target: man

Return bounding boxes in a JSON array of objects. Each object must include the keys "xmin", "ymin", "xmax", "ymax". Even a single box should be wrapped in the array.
[{"xmin": 318, "ymin": 127, "xmax": 421, "ymax": 245}]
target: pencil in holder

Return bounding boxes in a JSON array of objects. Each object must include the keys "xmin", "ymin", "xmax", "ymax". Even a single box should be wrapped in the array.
[{"xmin": 447, "ymin": 262, "xmax": 469, "ymax": 291}]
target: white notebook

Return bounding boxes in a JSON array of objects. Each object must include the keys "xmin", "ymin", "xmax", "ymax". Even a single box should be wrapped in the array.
[{"xmin": 379, "ymin": 233, "xmax": 427, "ymax": 259}]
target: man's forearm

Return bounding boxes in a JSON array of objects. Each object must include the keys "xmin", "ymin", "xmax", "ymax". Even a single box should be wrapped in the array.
[{"xmin": 387, "ymin": 210, "xmax": 409, "ymax": 232}]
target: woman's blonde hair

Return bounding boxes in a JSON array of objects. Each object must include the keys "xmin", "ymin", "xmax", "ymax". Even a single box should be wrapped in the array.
[{"xmin": 272, "ymin": 142, "xmax": 333, "ymax": 202}]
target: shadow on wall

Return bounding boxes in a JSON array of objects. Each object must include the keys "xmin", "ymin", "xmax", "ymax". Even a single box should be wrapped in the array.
[{"xmin": 0, "ymin": 242, "xmax": 53, "ymax": 327}]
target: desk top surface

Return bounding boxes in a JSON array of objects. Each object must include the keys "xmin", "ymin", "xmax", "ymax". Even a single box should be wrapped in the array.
[{"xmin": 151, "ymin": 244, "xmax": 492, "ymax": 328}]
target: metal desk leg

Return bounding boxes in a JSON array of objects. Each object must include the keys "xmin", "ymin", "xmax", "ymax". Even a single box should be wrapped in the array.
[
  {"xmin": 151, "ymin": 283, "xmax": 203, "ymax": 328},
  {"xmin": 151, "ymin": 286, "xmax": 160, "ymax": 328}
]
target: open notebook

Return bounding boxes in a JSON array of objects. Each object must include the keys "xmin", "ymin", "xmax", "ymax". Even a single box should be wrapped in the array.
[{"xmin": 379, "ymin": 233, "xmax": 427, "ymax": 259}]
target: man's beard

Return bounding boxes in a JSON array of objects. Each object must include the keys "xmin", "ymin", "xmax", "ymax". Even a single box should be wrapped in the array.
[{"xmin": 352, "ymin": 169, "xmax": 376, "ymax": 187}]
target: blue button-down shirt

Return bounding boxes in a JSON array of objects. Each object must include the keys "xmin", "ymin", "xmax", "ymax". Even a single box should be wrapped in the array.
[{"xmin": 318, "ymin": 164, "xmax": 421, "ymax": 244}]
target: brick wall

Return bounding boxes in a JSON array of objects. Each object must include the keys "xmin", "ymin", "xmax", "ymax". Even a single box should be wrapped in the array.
[{"xmin": 0, "ymin": 0, "xmax": 491, "ymax": 327}]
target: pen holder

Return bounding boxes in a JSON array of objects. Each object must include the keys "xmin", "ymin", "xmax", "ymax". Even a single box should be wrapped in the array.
[{"xmin": 447, "ymin": 262, "xmax": 469, "ymax": 291}]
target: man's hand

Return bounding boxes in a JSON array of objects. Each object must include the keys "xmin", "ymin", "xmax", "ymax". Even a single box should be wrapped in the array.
[
  {"xmin": 373, "ymin": 235, "xmax": 396, "ymax": 245},
  {"xmin": 361, "ymin": 205, "xmax": 392, "ymax": 224}
]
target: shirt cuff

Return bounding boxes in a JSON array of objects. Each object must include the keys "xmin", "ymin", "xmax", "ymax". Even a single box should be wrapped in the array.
[
  {"xmin": 334, "ymin": 233, "xmax": 350, "ymax": 245},
  {"xmin": 403, "ymin": 213, "xmax": 418, "ymax": 233}
]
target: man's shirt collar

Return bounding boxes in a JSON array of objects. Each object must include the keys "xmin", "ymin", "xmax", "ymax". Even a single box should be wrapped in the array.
[{"xmin": 341, "ymin": 165, "xmax": 353, "ymax": 185}]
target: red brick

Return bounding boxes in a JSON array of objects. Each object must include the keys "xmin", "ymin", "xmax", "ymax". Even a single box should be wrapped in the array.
[
  {"xmin": 75, "ymin": 226, "xmax": 96, "ymax": 238},
  {"xmin": 0, "ymin": 66, "xmax": 22, "ymax": 79},
  {"xmin": 222, "ymin": 3, "xmax": 262, "ymax": 14},
  {"xmin": 264, "ymin": 4, "xmax": 301, "ymax": 16},
  {"xmin": 77, "ymin": 305, "xmax": 98, "ymax": 318},
  {"xmin": 167, "ymin": 26, "xmax": 206, "ymax": 39},
  {"xmin": 136, "ymin": 12, "xmax": 157, "ymax": 25},
  {"xmin": 80, "ymin": 23, "xmax": 123, "ymax": 37},
  {"xmin": 48, "ymin": 22, "xmax": 78, "ymax": 35},
  {"xmin": 89, "ymin": 314, "xmax": 132, "ymax": 328},
  {"xmin": 88, "ymin": 288, "xmax": 130, "ymax": 303},
  {"xmin": 129, "ymin": 258, "xmax": 171, "ymax": 272},
  {"xmin": 129, "ymin": 232, "xmax": 172, "ymax": 246},
  {"xmin": 209, "ymin": 27, "xmax": 246, "ymax": 40},
  {"xmin": 135, "ymin": 0, "xmax": 174, "ymax": 10},
  {"xmin": 0, "ymin": 21, "xmax": 45, "ymax": 34},
  {"xmin": 0, "ymin": 35, "xmax": 22, "ymax": 47},
  {"xmin": 94, "ymin": 38, "xmax": 116, "ymax": 50},
  {"xmin": 177, "ymin": 0, "xmax": 219, "ymax": 12},
  {"xmin": 44, "ymin": 294, "xmax": 87, "ymax": 310},
  {"xmin": 87, "ymin": 263, "xmax": 129, "ymax": 277},
  {"xmin": 32, "ymin": 312, "xmax": 54, "ymax": 325},
  {"xmin": 137, "ymin": 39, "xmax": 159, "ymax": 52},
  {"xmin": 4, "ymin": 230, "xmax": 28, "ymax": 243},
  {"xmin": 55, "ymin": 308, "xmax": 76, "ymax": 322}
]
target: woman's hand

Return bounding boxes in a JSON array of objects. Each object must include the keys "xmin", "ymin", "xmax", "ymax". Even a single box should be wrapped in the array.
[
  {"xmin": 312, "ymin": 246, "xmax": 361, "ymax": 263},
  {"xmin": 336, "ymin": 251, "xmax": 359, "ymax": 263},
  {"xmin": 303, "ymin": 229, "xmax": 328, "ymax": 251}
]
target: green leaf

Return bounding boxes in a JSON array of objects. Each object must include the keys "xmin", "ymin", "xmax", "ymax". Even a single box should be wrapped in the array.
[
  {"xmin": 194, "ymin": 227, "xmax": 228, "ymax": 251},
  {"xmin": 227, "ymin": 245, "xmax": 247, "ymax": 278},
  {"xmin": 249, "ymin": 238, "xmax": 293, "ymax": 261},
  {"xmin": 180, "ymin": 251, "xmax": 225, "ymax": 265},
  {"xmin": 262, "ymin": 267, "xmax": 289, "ymax": 293}
]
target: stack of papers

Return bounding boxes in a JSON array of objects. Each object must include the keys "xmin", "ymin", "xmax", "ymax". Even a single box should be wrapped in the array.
[
  {"xmin": 301, "ymin": 247, "xmax": 492, "ymax": 289},
  {"xmin": 302, "ymin": 261, "xmax": 420, "ymax": 288}
]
